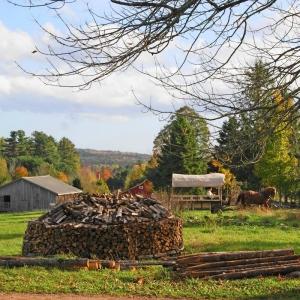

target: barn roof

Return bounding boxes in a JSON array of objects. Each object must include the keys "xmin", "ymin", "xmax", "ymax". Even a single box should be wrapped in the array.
[{"xmin": 23, "ymin": 175, "xmax": 82, "ymax": 195}]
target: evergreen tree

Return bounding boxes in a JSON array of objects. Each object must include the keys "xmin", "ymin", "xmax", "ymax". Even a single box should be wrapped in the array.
[
  {"xmin": 58, "ymin": 137, "xmax": 80, "ymax": 176},
  {"xmin": 72, "ymin": 177, "xmax": 82, "ymax": 189},
  {"xmin": 15, "ymin": 130, "xmax": 31, "ymax": 156},
  {"xmin": 4, "ymin": 131, "xmax": 18, "ymax": 158},
  {"xmin": 1, "ymin": 130, "xmax": 81, "ymax": 180},
  {"xmin": 107, "ymin": 167, "xmax": 130, "ymax": 191},
  {"xmin": 32, "ymin": 131, "xmax": 60, "ymax": 165},
  {"xmin": 215, "ymin": 60, "xmax": 275, "ymax": 189},
  {"xmin": 237, "ymin": 60, "xmax": 275, "ymax": 164},
  {"xmin": 4, "ymin": 130, "xmax": 31, "ymax": 158},
  {"xmin": 215, "ymin": 116, "xmax": 240, "ymax": 164},
  {"xmin": 149, "ymin": 106, "xmax": 210, "ymax": 189}
]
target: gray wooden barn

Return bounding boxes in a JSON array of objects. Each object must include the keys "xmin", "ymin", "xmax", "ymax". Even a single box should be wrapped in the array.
[{"xmin": 0, "ymin": 175, "xmax": 82, "ymax": 212}]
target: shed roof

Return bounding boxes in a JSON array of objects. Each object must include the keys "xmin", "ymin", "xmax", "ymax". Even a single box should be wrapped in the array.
[
  {"xmin": 23, "ymin": 175, "xmax": 82, "ymax": 195},
  {"xmin": 172, "ymin": 173, "xmax": 225, "ymax": 188}
]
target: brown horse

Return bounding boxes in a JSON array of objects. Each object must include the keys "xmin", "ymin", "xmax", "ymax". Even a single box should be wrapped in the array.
[{"xmin": 236, "ymin": 187, "xmax": 276, "ymax": 208}]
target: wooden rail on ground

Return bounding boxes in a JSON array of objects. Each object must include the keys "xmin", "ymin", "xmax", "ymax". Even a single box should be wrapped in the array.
[{"xmin": 175, "ymin": 249, "xmax": 300, "ymax": 279}]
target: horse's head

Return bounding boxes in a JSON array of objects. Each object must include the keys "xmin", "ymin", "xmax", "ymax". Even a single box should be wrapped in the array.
[{"xmin": 262, "ymin": 187, "xmax": 276, "ymax": 199}]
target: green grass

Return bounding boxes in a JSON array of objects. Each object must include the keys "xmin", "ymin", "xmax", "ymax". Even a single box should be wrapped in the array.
[
  {"xmin": 180, "ymin": 209, "xmax": 300, "ymax": 254},
  {"xmin": 0, "ymin": 211, "xmax": 43, "ymax": 256},
  {"xmin": 0, "ymin": 209, "xmax": 299, "ymax": 299}
]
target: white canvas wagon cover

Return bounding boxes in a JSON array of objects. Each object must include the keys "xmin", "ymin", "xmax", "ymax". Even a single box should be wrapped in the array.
[{"xmin": 172, "ymin": 173, "xmax": 225, "ymax": 188}]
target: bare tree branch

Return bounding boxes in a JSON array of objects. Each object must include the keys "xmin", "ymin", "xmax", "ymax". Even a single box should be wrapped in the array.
[{"xmin": 8, "ymin": 0, "xmax": 300, "ymax": 164}]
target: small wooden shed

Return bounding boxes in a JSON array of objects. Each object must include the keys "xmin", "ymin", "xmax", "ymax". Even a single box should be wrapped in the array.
[{"xmin": 0, "ymin": 175, "xmax": 82, "ymax": 212}]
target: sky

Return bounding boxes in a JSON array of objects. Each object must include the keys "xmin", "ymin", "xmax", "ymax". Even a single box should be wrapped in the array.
[{"xmin": 0, "ymin": 1, "xmax": 175, "ymax": 154}]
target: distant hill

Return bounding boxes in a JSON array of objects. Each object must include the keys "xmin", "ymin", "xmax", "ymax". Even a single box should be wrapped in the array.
[{"xmin": 77, "ymin": 148, "xmax": 151, "ymax": 167}]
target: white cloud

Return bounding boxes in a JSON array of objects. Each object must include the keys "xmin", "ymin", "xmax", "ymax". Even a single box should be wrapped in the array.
[
  {"xmin": 0, "ymin": 22, "xmax": 175, "ymax": 115},
  {"xmin": 0, "ymin": 22, "xmax": 34, "ymax": 61},
  {"xmin": 0, "ymin": 76, "xmax": 12, "ymax": 94}
]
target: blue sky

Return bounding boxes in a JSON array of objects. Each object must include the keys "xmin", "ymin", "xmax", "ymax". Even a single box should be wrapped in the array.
[{"xmin": 0, "ymin": 1, "xmax": 173, "ymax": 154}]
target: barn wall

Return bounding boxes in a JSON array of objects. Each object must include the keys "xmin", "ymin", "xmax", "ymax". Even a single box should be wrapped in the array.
[{"xmin": 0, "ymin": 180, "xmax": 57, "ymax": 212}]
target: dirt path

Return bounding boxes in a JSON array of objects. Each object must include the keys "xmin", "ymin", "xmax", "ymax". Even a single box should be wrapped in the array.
[{"xmin": 0, "ymin": 294, "xmax": 192, "ymax": 300}]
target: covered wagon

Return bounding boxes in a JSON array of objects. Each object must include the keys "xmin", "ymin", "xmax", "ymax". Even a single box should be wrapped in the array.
[{"xmin": 171, "ymin": 173, "xmax": 225, "ymax": 210}]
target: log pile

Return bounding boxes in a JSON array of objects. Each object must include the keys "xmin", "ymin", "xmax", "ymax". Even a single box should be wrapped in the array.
[
  {"xmin": 175, "ymin": 249, "xmax": 300, "ymax": 279},
  {"xmin": 22, "ymin": 194, "xmax": 183, "ymax": 259}
]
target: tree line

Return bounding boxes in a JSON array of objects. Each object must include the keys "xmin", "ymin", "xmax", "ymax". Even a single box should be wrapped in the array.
[
  {"xmin": 0, "ymin": 130, "xmax": 144, "ymax": 194},
  {"xmin": 0, "ymin": 61, "xmax": 299, "ymax": 200},
  {"xmin": 0, "ymin": 130, "xmax": 80, "ymax": 184}
]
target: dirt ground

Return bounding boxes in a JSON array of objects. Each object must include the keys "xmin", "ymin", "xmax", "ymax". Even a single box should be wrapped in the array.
[{"xmin": 0, "ymin": 294, "xmax": 191, "ymax": 300}]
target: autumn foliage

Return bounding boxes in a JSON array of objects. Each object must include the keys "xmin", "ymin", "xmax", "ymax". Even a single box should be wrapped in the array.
[
  {"xmin": 56, "ymin": 171, "xmax": 69, "ymax": 183},
  {"xmin": 100, "ymin": 167, "xmax": 112, "ymax": 182},
  {"xmin": 15, "ymin": 166, "xmax": 29, "ymax": 178}
]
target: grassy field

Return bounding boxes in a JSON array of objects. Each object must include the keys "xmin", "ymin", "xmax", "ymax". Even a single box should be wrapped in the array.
[{"xmin": 0, "ymin": 209, "xmax": 299, "ymax": 299}]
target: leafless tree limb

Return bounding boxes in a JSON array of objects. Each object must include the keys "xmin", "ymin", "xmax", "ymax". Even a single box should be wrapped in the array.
[{"xmin": 9, "ymin": 0, "xmax": 300, "ymax": 163}]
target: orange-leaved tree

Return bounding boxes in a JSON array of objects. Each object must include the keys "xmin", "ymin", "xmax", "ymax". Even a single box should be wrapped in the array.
[
  {"xmin": 100, "ymin": 166, "xmax": 112, "ymax": 182},
  {"xmin": 15, "ymin": 166, "xmax": 29, "ymax": 178}
]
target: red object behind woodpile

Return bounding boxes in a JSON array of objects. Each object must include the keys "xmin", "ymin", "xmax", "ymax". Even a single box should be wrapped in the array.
[{"xmin": 124, "ymin": 180, "xmax": 153, "ymax": 198}]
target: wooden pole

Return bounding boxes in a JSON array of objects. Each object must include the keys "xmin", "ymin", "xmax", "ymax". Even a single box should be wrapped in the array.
[
  {"xmin": 169, "ymin": 187, "xmax": 173, "ymax": 210},
  {"xmin": 0, "ymin": 257, "xmax": 176, "ymax": 270},
  {"xmin": 179, "ymin": 259, "xmax": 300, "ymax": 278},
  {"xmin": 209, "ymin": 263, "xmax": 300, "ymax": 280},
  {"xmin": 0, "ymin": 258, "xmax": 89, "ymax": 269},
  {"xmin": 177, "ymin": 255, "xmax": 300, "ymax": 272},
  {"xmin": 176, "ymin": 249, "xmax": 295, "ymax": 265}
]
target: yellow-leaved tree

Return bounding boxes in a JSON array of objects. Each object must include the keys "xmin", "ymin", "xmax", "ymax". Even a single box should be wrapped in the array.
[
  {"xmin": 124, "ymin": 163, "xmax": 147, "ymax": 189},
  {"xmin": 0, "ymin": 158, "xmax": 10, "ymax": 185},
  {"xmin": 254, "ymin": 91, "xmax": 298, "ymax": 200}
]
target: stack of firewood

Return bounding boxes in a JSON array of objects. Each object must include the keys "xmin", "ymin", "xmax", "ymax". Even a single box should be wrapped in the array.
[
  {"xmin": 22, "ymin": 194, "xmax": 183, "ymax": 259},
  {"xmin": 38, "ymin": 193, "xmax": 172, "ymax": 225},
  {"xmin": 175, "ymin": 249, "xmax": 300, "ymax": 279}
]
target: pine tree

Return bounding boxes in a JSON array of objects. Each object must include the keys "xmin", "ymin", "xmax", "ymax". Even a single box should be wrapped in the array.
[
  {"xmin": 58, "ymin": 137, "xmax": 80, "ymax": 176},
  {"xmin": 215, "ymin": 60, "xmax": 275, "ymax": 189},
  {"xmin": 4, "ymin": 131, "xmax": 18, "ymax": 158},
  {"xmin": 215, "ymin": 116, "xmax": 240, "ymax": 164},
  {"xmin": 149, "ymin": 106, "xmax": 210, "ymax": 189},
  {"xmin": 32, "ymin": 131, "xmax": 60, "ymax": 165}
]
